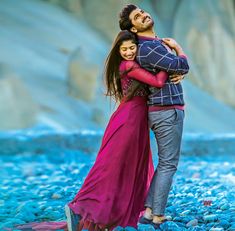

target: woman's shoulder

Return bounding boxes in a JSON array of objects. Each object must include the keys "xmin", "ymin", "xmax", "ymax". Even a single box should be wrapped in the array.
[{"xmin": 120, "ymin": 60, "xmax": 139, "ymax": 71}]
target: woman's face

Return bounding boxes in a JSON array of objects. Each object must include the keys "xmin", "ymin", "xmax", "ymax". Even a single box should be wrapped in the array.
[{"xmin": 119, "ymin": 40, "xmax": 137, "ymax": 61}]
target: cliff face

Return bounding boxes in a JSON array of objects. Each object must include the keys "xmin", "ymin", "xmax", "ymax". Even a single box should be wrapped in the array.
[
  {"xmin": 0, "ymin": 0, "xmax": 109, "ymax": 131},
  {"xmin": 0, "ymin": 0, "xmax": 235, "ymax": 133}
]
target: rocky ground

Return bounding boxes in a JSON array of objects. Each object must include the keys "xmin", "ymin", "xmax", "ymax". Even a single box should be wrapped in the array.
[{"xmin": 0, "ymin": 147, "xmax": 234, "ymax": 231}]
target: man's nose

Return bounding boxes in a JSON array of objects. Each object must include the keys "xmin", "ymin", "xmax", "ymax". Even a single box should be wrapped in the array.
[{"xmin": 140, "ymin": 13, "xmax": 147, "ymax": 21}]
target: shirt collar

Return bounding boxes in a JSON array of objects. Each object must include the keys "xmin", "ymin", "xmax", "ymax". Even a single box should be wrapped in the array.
[{"xmin": 138, "ymin": 35, "xmax": 161, "ymax": 41}]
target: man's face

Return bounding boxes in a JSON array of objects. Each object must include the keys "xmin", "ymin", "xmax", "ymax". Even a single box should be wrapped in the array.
[{"xmin": 129, "ymin": 8, "xmax": 154, "ymax": 33}]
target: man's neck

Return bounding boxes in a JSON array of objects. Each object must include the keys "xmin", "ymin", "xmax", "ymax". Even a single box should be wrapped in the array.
[{"xmin": 137, "ymin": 28, "xmax": 156, "ymax": 38}]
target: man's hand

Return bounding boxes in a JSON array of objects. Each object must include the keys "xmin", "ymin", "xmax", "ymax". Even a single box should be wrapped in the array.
[{"xmin": 169, "ymin": 74, "xmax": 184, "ymax": 84}]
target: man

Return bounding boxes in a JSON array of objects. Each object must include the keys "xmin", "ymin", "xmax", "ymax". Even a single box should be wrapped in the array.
[{"xmin": 119, "ymin": 4, "xmax": 189, "ymax": 228}]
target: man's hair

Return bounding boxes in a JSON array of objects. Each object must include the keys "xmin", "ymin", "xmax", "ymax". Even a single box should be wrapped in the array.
[{"xmin": 119, "ymin": 4, "xmax": 137, "ymax": 30}]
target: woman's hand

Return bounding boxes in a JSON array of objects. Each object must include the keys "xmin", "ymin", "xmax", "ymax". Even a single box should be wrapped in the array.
[
  {"xmin": 162, "ymin": 38, "xmax": 179, "ymax": 49},
  {"xmin": 162, "ymin": 38, "xmax": 185, "ymax": 56}
]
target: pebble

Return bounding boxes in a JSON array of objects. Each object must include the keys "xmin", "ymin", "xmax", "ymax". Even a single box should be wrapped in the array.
[
  {"xmin": 220, "ymin": 203, "xmax": 230, "ymax": 210},
  {"xmin": 203, "ymin": 214, "xmax": 218, "ymax": 222},
  {"xmin": 51, "ymin": 193, "xmax": 63, "ymax": 199},
  {"xmin": 209, "ymin": 228, "xmax": 224, "ymax": 231},
  {"xmin": 186, "ymin": 219, "xmax": 198, "ymax": 227},
  {"xmin": 138, "ymin": 224, "xmax": 155, "ymax": 231},
  {"xmin": 219, "ymin": 219, "xmax": 230, "ymax": 229},
  {"xmin": 187, "ymin": 227, "xmax": 204, "ymax": 231}
]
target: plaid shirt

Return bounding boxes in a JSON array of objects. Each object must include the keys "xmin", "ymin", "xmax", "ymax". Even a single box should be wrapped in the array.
[{"xmin": 136, "ymin": 36, "xmax": 189, "ymax": 106}]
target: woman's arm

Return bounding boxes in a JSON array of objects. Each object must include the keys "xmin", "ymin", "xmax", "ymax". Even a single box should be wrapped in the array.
[{"xmin": 125, "ymin": 61, "xmax": 168, "ymax": 88}]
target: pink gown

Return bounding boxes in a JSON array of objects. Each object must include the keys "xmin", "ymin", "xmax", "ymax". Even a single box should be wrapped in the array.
[{"xmin": 14, "ymin": 61, "xmax": 168, "ymax": 231}]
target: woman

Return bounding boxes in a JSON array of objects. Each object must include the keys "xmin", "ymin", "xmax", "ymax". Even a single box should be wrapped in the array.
[
  {"xmin": 65, "ymin": 30, "xmax": 168, "ymax": 231},
  {"xmin": 15, "ymin": 31, "xmax": 168, "ymax": 231}
]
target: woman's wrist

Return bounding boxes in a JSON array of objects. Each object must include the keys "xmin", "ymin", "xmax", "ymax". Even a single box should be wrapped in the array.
[{"xmin": 174, "ymin": 45, "xmax": 184, "ymax": 56}]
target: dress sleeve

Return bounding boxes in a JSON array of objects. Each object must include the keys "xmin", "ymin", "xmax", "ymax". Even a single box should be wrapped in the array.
[{"xmin": 124, "ymin": 61, "xmax": 168, "ymax": 88}]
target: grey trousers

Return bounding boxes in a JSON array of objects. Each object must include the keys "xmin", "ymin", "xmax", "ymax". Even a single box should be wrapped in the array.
[{"xmin": 145, "ymin": 109, "xmax": 184, "ymax": 215}]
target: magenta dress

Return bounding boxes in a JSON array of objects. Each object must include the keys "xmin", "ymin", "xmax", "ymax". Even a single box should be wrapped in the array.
[
  {"xmin": 68, "ymin": 62, "xmax": 155, "ymax": 230},
  {"xmin": 14, "ymin": 61, "xmax": 168, "ymax": 231}
]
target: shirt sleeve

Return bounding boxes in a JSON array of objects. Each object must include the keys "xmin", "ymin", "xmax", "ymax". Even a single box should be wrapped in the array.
[
  {"xmin": 124, "ymin": 61, "xmax": 168, "ymax": 88},
  {"xmin": 137, "ymin": 40, "xmax": 189, "ymax": 75}
]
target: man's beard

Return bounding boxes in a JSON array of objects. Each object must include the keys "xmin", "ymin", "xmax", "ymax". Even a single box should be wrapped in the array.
[{"xmin": 138, "ymin": 19, "xmax": 154, "ymax": 32}]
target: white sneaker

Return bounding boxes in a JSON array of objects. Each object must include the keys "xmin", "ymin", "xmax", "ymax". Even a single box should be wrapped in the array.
[{"xmin": 65, "ymin": 204, "xmax": 81, "ymax": 231}]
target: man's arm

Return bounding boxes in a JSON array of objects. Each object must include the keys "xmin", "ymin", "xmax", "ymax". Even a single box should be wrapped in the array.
[{"xmin": 137, "ymin": 40, "xmax": 189, "ymax": 75}]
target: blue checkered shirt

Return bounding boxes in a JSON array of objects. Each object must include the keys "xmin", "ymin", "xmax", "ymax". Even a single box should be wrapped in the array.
[{"xmin": 136, "ymin": 37, "xmax": 189, "ymax": 106}]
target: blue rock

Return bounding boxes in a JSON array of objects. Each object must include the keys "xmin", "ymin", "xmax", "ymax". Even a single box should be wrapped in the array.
[
  {"xmin": 181, "ymin": 216, "xmax": 193, "ymax": 223},
  {"xmin": 217, "ymin": 214, "xmax": 230, "ymax": 221},
  {"xmin": 209, "ymin": 228, "xmax": 224, "ymax": 231},
  {"xmin": 173, "ymin": 216, "xmax": 183, "ymax": 222},
  {"xmin": 187, "ymin": 226, "xmax": 204, "ymax": 231},
  {"xmin": 218, "ymin": 219, "xmax": 230, "ymax": 229},
  {"xmin": 174, "ymin": 222, "xmax": 187, "ymax": 229},
  {"xmin": 186, "ymin": 219, "xmax": 198, "ymax": 227},
  {"xmin": 166, "ymin": 205, "xmax": 176, "ymax": 213},
  {"xmin": 187, "ymin": 193, "xmax": 194, "ymax": 198},
  {"xmin": 180, "ymin": 210, "xmax": 191, "ymax": 216},
  {"xmin": 159, "ymin": 221, "xmax": 180, "ymax": 231},
  {"xmin": 22, "ymin": 212, "xmax": 36, "ymax": 222},
  {"xmin": 203, "ymin": 214, "xmax": 218, "ymax": 222},
  {"xmin": 228, "ymin": 224, "xmax": 235, "ymax": 231},
  {"xmin": 113, "ymin": 226, "xmax": 124, "ymax": 231},
  {"xmin": 125, "ymin": 226, "xmax": 137, "ymax": 231},
  {"xmin": 138, "ymin": 224, "xmax": 155, "ymax": 231},
  {"xmin": 230, "ymin": 222, "xmax": 235, "ymax": 227},
  {"xmin": 220, "ymin": 203, "xmax": 230, "ymax": 210}
]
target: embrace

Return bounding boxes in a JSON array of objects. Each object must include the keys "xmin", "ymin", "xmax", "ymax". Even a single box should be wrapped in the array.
[
  {"xmin": 66, "ymin": 4, "xmax": 189, "ymax": 230},
  {"xmin": 16, "ymin": 4, "xmax": 189, "ymax": 231}
]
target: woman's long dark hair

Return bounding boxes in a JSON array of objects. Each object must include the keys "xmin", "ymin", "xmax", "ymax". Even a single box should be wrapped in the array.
[{"xmin": 104, "ymin": 30, "xmax": 145, "ymax": 103}]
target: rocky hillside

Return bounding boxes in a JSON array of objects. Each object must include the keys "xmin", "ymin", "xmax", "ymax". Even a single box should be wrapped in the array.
[
  {"xmin": 0, "ymin": 0, "xmax": 235, "ymax": 133},
  {"xmin": 47, "ymin": 0, "xmax": 235, "ymax": 107}
]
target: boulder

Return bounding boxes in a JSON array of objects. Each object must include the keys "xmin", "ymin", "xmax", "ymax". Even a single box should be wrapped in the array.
[{"xmin": 0, "ymin": 64, "xmax": 38, "ymax": 130}]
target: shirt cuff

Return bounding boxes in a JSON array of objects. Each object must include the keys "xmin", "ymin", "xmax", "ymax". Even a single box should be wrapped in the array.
[{"xmin": 179, "ymin": 54, "xmax": 187, "ymax": 59}]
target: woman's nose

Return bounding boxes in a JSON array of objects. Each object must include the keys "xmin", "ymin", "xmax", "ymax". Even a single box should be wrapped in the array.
[{"xmin": 126, "ymin": 50, "xmax": 133, "ymax": 55}]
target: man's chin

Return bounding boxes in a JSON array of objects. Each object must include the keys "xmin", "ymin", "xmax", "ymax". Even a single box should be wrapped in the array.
[
  {"xmin": 149, "ymin": 19, "xmax": 154, "ymax": 27},
  {"xmin": 145, "ymin": 19, "xmax": 154, "ymax": 28},
  {"xmin": 144, "ymin": 21, "xmax": 154, "ymax": 30}
]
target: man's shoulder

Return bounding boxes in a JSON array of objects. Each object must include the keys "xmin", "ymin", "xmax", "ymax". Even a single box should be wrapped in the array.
[
  {"xmin": 138, "ymin": 39, "xmax": 163, "ymax": 53},
  {"xmin": 138, "ymin": 39, "xmax": 162, "ymax": 46}
]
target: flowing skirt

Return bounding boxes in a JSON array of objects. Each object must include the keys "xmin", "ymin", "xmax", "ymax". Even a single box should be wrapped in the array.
[
  {"xmin": 69, "ymin": 96, "xmax": 154, "ymax": 230},
  {"xmin": 13, "ymin": 96, "xmax": 154, "ymax": 231}
]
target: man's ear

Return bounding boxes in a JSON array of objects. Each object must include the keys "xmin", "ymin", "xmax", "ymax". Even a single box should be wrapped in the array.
[{"xmin": 130, "ymin": 27, "xmax": 137, "ymax": 33}]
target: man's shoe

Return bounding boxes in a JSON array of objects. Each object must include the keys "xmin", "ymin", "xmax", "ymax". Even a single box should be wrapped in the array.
[
  {"xmin": 150, "ymin": 221, "xmax": 160, "ymax": 229},
  {"xmin": 65, "ymin": 204, "xmax": 81, "ymax": 231},
  {"xmin": 138, "ymin": 215, "xmax": 152, "ymax": 224}
]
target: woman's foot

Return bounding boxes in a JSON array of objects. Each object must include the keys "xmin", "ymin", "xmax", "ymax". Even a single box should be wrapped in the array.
[{"xmin": 65, "ymin": 204, "xmax": 81, "ymax": 231}]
